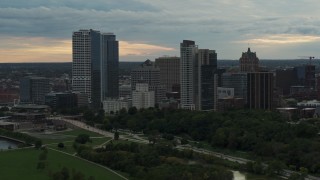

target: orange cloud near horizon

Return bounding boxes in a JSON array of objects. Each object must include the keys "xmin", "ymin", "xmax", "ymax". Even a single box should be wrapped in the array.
[
  {"xmin": 234, "ymin": 34, "xmax": 320, "ymax": 46},
  {"xmin": 0, "ymin": 36, "xmax": 175, "ymax": 63}
]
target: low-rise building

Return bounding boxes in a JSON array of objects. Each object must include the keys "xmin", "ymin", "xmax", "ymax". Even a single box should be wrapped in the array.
[
  {"xmin": 103, "ymin": 98, "xmax": 132, "ymax": 114},
  {"xmin": 132, "ymin": 83, "xmax": 155, "ymax": 109}
]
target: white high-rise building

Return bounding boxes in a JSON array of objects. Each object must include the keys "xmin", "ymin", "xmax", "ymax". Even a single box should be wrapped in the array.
[
  {"xmin": 72, "ymin": 30, "xmax": 93, "ymax": 102},
  {"xmin": 72, "ymin": 29, "xmax": 119, "ymax": 108},
  {"xmin": 132, "ymin": 83, "xmax": 155, "ymax": 109},
  {"xmin": 180, "ymin": 40, "xmax": 198, "ymax": 110}
]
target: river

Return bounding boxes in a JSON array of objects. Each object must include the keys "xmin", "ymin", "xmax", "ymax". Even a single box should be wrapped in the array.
[
  {"xmin": 233, "ymin": 171, "xmax": 246, "ymax": 180},
  {"xmin": 0, "ymin": 138, "xmax": 19, "ymax": 150}
]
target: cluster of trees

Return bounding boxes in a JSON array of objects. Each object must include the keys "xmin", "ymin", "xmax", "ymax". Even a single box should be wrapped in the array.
[
  {"xmin": 0, "ymin": 106, "xmax": 9, "ymax": 117},
  {"xmin": 77, "ymin": 142, "xmax": 233, "ymax": 180},
  {"xmin": 104, "ymin": 108, "xmax": 320, "ymax": 174},
  {"xmin": 0, "ymin": 128, "xmax": 41, "ymax": 146},
  {"xmin": 49, "ymin": 167, "xmax": 95, "ymax": 180}
]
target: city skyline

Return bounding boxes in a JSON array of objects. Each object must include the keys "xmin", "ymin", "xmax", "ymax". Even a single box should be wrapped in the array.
[{"xmin": 1, "ymin": 1, "xmax": 320, "ymax": 62}]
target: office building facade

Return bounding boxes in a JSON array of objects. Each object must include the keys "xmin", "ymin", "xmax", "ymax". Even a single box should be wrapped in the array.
[
  {"xmin": 155, "ymin": 57, "xmax": 180, "ymax": 93},
  {"xmin": 239, "ymin": 48, "xmax": 259, "ymax": 72},
  {"xmin": 20, "ymin": 77, "xmax": 50, "ymax": 105},
  {"xmin": 180, "ymin": 40, "xmax": 218, "ymax": 111},
  {"xmin": 197, "ymin": 49, "xmax": 218, "ymax": 111},
  {"xmin": 72, "ymin": 29, "xmax": 119, "ymax": 108},
  {"xmin": 131, "ymin": 60, "xmax": 164, "ymax": 104},
  {"xmin": 132, "ymin": 83, "xmax": 155, "ymax": 109},
  {"xmin": 222, "ymin": 73, "xmax": 248, "ymax": 101},
  {"xmin": 247, "ymin": 72, "xmax": 274, "ymax": 110}
]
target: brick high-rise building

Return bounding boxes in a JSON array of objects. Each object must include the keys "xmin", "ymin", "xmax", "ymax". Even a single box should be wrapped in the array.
[
  {"xmin": 239, "ymin": 48, "xmax": 259, "ymax": 72},
  {"xmin": 155, "ymin": 57, "xmax": 180, "ymax": 93}
]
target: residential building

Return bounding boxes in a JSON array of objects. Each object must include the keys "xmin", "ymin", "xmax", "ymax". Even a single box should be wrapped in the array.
[
  {"xmin": 180, "ymin": 40, "xmax": 198, "ymax": 110},
  {"xmin": 72, "ymin": 29, "xmax": 119, "ymax": 108},
  {"xmin": 180, "ymin": 40, "xmax": 218, "ymax": 111}
]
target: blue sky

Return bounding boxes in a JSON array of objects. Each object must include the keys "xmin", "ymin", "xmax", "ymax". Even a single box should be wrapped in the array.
[{"xmin": 1, "ymin": 0, "xmax": 320, "ymax": 62}]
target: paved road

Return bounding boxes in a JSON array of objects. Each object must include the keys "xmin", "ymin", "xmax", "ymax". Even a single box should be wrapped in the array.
[{"xmin": 51, "ymin": 117, "xmax": 149, "ymax": 144}]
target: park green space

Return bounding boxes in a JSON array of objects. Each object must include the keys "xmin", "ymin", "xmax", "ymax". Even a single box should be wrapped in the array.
[
  {"xmin": 26, "ymin": 128, "xmax": 106, "ymax": 144},
  {"xmin": 0, "ymin": 148, "xmax": 125, "ymax": 180},
  {"xmin": 56, "ymin": 128, "xmax": 102, "ymax": 137},
  {"xmin": 46, "ymin": 137, "xmax": 111, "ymax": 154}
]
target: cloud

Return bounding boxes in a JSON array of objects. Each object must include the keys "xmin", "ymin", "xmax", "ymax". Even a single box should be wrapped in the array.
[
  {"xmin": 234, "ymin": 34, "xmax": 320, "ymax": 45},
  {"xmin": 0, "ymin": 36, "xmax": 175, "ymax": 62},
  {"xmin": 120, "ymin": 41, "xmax": 175, "ymax": 56},
  {"xmin": 1, "ymin": 1, "xmax": 320, "ymax": 60}
]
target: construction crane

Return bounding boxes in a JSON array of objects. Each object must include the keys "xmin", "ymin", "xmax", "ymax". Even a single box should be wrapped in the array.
[{"xmin": 298, "ymin": 56, "xmax": 315, "ymax": 65}]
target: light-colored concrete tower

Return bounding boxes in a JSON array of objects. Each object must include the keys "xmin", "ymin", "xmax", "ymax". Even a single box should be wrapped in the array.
[
  {"xmin": 132, "ymin": 83, "xmax": 155, "ymax": 109},
  {"xmin": 180, "ymin": 40, "xmax": 198, "ymax": 110},
  {"xmin": 72, "ymin": 30, "xmax": 93, "ymax": 102},
  {"xmin": 72, "ymin": 30, "xmax": 119, "ymax": 108}
]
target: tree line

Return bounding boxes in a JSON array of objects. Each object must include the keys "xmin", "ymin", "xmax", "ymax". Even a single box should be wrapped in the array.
[{"xmin": 100, "ymin": 108, "xmax": 320, "ymax": 174}]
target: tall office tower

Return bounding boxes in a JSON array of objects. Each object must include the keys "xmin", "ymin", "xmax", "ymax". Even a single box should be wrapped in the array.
[
  {"xmin": 247, "ymin": 72, "xmax": 274, "ymax": 110},
  {"xmin": 101, "ymin": 33, "xmax": 119, "ymax": 100},
  {"xmin": 72, "ymin": 29, "xmax": 119, "ymax": 108},
  {"xmin": 131, "ymin": 60, "xmax": 164, "ymax": 104},
  {"xmin": 180, "ymin": 40, "xmax": 198, "ymax": 110},
  {"xmin": 276, "ymin": 68, "xmax": 297, "ymax": 95},
  {"xmin": 155, "ymin": 57, "xmax": 180, "ymax": 93},
  {"xmin": 239, "ymin": 48, "xmax": 259, "ymax": 72},
  {"xmin": 222, "ymin": 73, "xmax": 248, "ymax": 102},
  {"xmin": 132, "ymin": 83, "xmax": 155, "ymax": 109},
  {"xmin": 20, "ymin": 77, "xmax": 50, "ymax": 105},
  {"xmin": 197, "ymin": 49, "xmax": 218, "ymax": 111}
]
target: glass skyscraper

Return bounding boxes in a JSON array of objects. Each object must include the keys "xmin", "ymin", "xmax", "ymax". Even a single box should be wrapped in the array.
[{"xmin": 72, "ymin": 29, "xmax": 119, "ymax": 108}]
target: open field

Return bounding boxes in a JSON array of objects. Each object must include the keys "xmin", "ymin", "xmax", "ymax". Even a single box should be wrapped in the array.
[
  {"xmin": 0, "ymin": 148, "xmax": 126, "ymax": 180},
  {"xmin": 25, "ymin": 128, "xmax": 106, "ymax": 144}
]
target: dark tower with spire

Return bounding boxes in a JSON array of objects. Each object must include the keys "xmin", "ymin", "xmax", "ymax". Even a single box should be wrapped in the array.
[{"xmin": 239, "ymin": 48, "xmax": 259, "ymax": 72}]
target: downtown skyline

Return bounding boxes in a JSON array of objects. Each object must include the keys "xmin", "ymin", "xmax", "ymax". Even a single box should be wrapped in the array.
[{"xmin": 1, "ymin": 0, "xmax": 320, "ymax": 62}]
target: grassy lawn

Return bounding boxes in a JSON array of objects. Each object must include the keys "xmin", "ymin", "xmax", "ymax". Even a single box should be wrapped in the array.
[
  {"xmin": 46, "ymin": 137, "xmax": 111, "ymax": 154},
  {"xmin": 26, "ymin": 128, "xmax": 106, "ymax": 145},
  {"xmin": 0, "ymin": 148, "xmax": 126, "ymax": 180}
]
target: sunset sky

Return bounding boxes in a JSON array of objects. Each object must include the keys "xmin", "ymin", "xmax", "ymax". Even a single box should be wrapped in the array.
[{"xmin": 1, "ymin": 0, "xmax": 320, "ymax": 62}]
